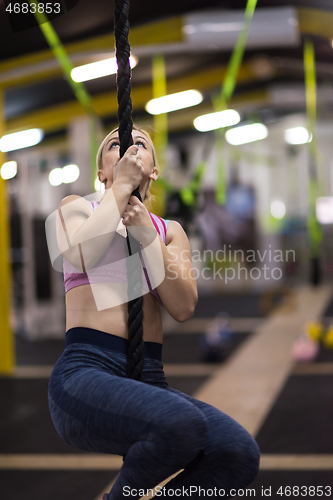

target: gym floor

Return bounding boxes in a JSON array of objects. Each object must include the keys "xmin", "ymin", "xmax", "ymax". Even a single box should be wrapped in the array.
[{"xmin": 1, "ymin": 286, "xmax": 333, "ymax": 500}]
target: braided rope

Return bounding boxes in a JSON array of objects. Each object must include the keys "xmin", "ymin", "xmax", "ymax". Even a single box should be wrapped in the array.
[{"xmin": 114, "ymin": 0, "xmax": 145, "ymax": 381}]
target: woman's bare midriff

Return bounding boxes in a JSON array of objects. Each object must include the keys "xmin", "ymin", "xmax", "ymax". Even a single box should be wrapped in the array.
[{"xmin": 65, "ymin": 282, "xmax": 163, "ymax": 344}]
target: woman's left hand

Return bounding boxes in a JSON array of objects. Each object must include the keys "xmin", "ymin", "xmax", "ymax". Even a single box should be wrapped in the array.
[{"xmin": 122, "ymin": 196, "xmax": 157, "ymax": 245}]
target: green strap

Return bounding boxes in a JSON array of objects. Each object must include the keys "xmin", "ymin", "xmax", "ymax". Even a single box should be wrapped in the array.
[
  {"xmin": 30, "ymin": 1, "xmax": 93, "ymax": 111},
  {"xmin": 215, "ymin": 0, "xmax": 258, "ymax": 204},
  {"xmin": 304, "ymin": 40, "xmax": 317, "ymax": 155},
  {"xmin": 221, "ymin": 0, "xmax": 258, "ymax": 105},
  {"xmin": 152, "ymin": 54, "xmax": 168, "ymax": 170},
  {"xmin": 30, "ymin": 1, "xmax": 98, "ymax": 190},
  {"xmin": 180, "ymin": 161, "xmax": 207, "ymax": 206},
  {"xmin": 304, "ymin": 39, "xmax": 322, "ymax": 257},
  {"xmin": 215, "ymin": 130, "xmax": 227, "ymax": 205}
]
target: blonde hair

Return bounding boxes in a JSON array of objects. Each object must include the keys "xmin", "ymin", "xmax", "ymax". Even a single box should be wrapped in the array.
[{"xmin": 96, "ymin": 125, "xmax": 158, "ymax": 207}]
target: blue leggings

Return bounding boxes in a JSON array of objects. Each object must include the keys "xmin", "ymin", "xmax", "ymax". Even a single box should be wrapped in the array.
[{"xmin": 48, "ymin": 327, "xmax": 260, "ymax": 499}]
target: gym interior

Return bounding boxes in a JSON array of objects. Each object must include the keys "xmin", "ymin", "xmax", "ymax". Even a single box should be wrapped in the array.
[{"xmin": 1, "ymin": 1, "xmax": 333, "ymax": 499}]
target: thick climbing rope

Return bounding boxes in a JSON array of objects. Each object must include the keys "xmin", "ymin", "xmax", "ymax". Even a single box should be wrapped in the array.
[{"xmin": 114, "ymin": 0, "xmax": 145, "ymax": 381}]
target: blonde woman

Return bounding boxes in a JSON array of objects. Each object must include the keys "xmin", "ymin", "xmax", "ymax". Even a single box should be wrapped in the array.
[{"xmin": 48, "ymin": 126, "xmax": 260, "ymax": 500}]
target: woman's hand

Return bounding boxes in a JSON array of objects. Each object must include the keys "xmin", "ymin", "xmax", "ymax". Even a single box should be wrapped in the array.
[
  {"xmin": 122, "ymin": 196, "xmax": 157, "ymax": 246},
  {"xmin": 113, "ymin": 145, "xmax": 144, "ymax": 192}
]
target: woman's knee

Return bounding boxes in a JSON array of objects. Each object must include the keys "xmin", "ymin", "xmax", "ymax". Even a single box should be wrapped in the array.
[{"xmin": 225, "ymin": 436, "xmax": 260, "ymax": 486}]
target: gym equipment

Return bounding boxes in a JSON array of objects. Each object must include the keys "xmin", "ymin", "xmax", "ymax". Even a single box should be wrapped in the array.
[{"xmin": 200, "ymin": 312, "xmax": 235, "ymax": 363}]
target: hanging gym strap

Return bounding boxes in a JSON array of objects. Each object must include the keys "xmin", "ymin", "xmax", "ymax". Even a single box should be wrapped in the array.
[
  {"xmin": 215, "ymin": 0, "xmax": 258, "ymax": 205},
  {"xmin": 29, "ymin": 0, "xmax": 99, "ymax": 191},
  {"xmin": 114, "ymin": 0, "xmax": 145, "ymax": 381},
  {"xmin": 304, "ymin": 39, "xmax": 322, "ymax": 284},
  {"xmin": 220, "ymin": 0, "xmax": 258, "ymax": 106}
]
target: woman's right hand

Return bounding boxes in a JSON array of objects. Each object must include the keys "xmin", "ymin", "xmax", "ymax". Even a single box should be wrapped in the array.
[{"xmin": 113, "ymin": 145, "xmax": 144, "ymax": 192}]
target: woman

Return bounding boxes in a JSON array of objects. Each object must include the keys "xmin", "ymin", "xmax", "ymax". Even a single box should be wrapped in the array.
[{"xmin": 48, "ymin": 126, "xmax": 260, "ymax": 500}]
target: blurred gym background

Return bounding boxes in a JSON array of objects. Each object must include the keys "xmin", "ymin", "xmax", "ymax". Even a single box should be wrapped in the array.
[{"xmin": 1, "ymin": 1, "xmax": 333, "ymax": 499}]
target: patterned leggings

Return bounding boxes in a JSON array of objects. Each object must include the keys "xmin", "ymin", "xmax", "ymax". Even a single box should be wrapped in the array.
[{"xmin": 48, "ymin": 327, "xmax": 260, "ymax": 499}]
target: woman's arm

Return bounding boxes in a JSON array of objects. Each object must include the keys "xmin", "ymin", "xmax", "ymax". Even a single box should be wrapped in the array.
[
  {"xmin": 57, "ymin": 144, "xmax": 143, "ymax": 271},
  {"xmin": 122, "ymin": 196, "xmax": 198, "ymax": 322},
  {"xmin": 153, "ymin": 220, "xmax": 198, "ymax": 322},
  {"xmin": 57, "ymin": 180, "xmax": 132, "ymax": 271}
]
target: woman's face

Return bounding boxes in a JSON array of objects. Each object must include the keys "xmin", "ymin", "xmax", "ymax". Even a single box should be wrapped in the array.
[{"xmin": 99, "ymin": 129, "xmax": 158, "ymax": 198}]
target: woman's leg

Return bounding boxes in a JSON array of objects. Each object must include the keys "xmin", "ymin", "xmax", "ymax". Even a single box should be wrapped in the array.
[
  {"xmin": 161, "ymin": 387, "xmax": 260, "ymax": 499},
  {"xmin": 48, "ymin": 362, "xmax": 208, "ymax": 500}
]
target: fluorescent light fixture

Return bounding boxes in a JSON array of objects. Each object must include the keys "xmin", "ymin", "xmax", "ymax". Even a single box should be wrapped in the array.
[
  {"xmin": 271, "ymin": 200, "xmax": 286, "ymax": 219},
  {"xmin": 146, "ymin": 90, "xmax": 203, "ymax": 115},
  {"xmin": 285, "ymin": 126, "xmax": 312, "ymax": 145},
  {"xmin": 194, "ymin": 109, "xmax": 240, "ymax": 132},
  {"xmin": 71, "ymin": 55, "xmax": 138, "ymax": 82},
  {"xmin": 183, "ymin": 22, "xmax": 243, "ymax": 35},
  {"xmin": 200, "ymin": 22, "xmax": 244, "ymax": 32},
  {"xmin": 62, "ymin": 164, "xmax": 80, "ymax": 184},
  {"xmin": 226, "ymin": 123, "xmax": 268, "ymax": 145},
  {"xmin": 49, "ymin": 168, "xmax": 63, "ymax": 187},
  {"xmin": 288, "ymin": 17, "xmax": 298, "ymax": 27},
  {"xmin": 49, "ymin": 165, "xmax": 80, "ymax": 186},
  {"xmin": 0, "ymin": 129, "xmax": 43, "ymax": 152},
  {"xmin": 316, "ymin": 197, "xmax": 333, "ymax": 224},
  {"xmin": 1, "ymin": 161, "xmax": 17, "ymax": 180}
]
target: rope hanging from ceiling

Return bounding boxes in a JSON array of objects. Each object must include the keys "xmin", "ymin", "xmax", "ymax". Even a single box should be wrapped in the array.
[{"xmin": 114, "ymin": 0, "xmax": 145, "ymax": 381}]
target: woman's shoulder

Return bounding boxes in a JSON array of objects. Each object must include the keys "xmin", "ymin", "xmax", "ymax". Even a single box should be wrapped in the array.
[
  {"xmin": 59, "ymin": 194, "xmax": 81, "ymax": 207},
  {"xmin": 164, "ymin": 220, "xmax": 188, "ymax": 246},
  {"xmin": 148, "ymin": 212, "xmax": 186, "ymax": 246},
  {"xmin": 58, "ymin": 194, "xmax": 97, "ymax": 212}
]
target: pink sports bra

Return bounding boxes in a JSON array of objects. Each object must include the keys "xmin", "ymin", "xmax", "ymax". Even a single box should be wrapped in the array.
[{"xmin": 63, "ymin": 200, "xmax": 170, "ymax": 307}]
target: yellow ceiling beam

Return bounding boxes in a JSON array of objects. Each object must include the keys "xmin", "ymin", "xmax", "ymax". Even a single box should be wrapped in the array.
[
  {"xmin": 298, "ymin": 8, "xmax": 333, "ymax": 39},
  {"xmin": 6, "ymin": 61, "xmax": 258, "ymax": 133},
  {"xmin": 1, "ymin": 6, "xmax": 333, "ymax": 76},
  {"xmin": 167, "ymin": 64, "xmax": 255, "ymax": 95},
  {"xmin": 26, "ymin": 88, "xmax": 269, "ymax": 146},
  {"xmin": 1, "ymin": 8, "xmax": 332, "ymax": 89},
  {"xmin": 1, "ymin": 66, "xmax": 68, "ymax": 89},
  {"xmin": 129, "ymin": 16, "xmax": 183, "ymax": 46},
  {"xmin": 0, "ymin": 16, "xmax": 183, "ymax": 77}
]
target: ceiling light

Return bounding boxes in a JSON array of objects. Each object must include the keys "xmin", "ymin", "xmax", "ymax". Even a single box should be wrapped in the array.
[
  {"xmin": 199, "ymin": 22, "xmax": 243, "ymax": 32},
  {"xmin": 146, "ymin": 90, "xmax": 203, "ymax": 115},
  {"xmin": 316, "ymin": 197, "xmax": 333, "ymax": 224},
  {"xmin": 194, "ymin": 109, "xmax": 240, "ymax": 132},
  {"xmin": 49, "ymin": 168, "xmax": 63, "ymax": 187},
  {"xmin": 0, "ymin": 129, "xmax": 44, "ymax": 152},
  {"xmin": 62, "ymin": 164, "xmax": 80, "ymax": 184},
  {"xmin": 288, "ymin": 17, "xmax": 298, "ymax": 27},
  {"xmin": 71, "ymin": 55, "xmax": 138, "ymax": 83},
  {"xmin": 49, "ymin": 165, "xmax": 80, "ymax": 186},
  {"xmin": 183, "ymin": 22, "xmax": 243, "ymax": 35},
  {"xmin": 182, "ymin": 25, "xmax": 197, "ymax": 35},
  {"xmin": 1, "ymin": 161, "xmax": 17, "ymax": 180},
  {"xmin": 285, "ymin": 126, "xmax": 312, "ymax": 145},
  {"xmin": 226, "ymin": 123, "xmax": 268, "ymax": 145},
  {"xmin": 271, "ymin": 200, "xmax": 286, "ymax": 219}
]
